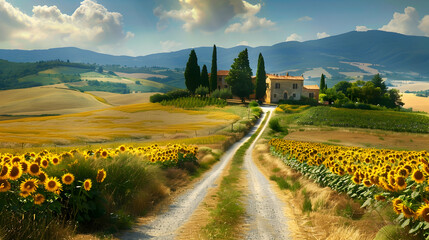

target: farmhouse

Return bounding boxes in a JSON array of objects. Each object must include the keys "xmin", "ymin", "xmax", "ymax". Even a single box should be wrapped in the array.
[
  {"xmin": 212, "ymin": 70, "xmax": 319, "ymax": 103},
  {"xmin": 264, "ymin": 73, "xmax": 319, "ymax": 104}
]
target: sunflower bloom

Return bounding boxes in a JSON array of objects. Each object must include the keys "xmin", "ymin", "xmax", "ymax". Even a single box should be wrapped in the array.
[
  {"xmin": 33, "ymin": 193, "xmax": 45, "ymax": 205},
  {"xmin": 28, "ymin": 163, "xmax": 41, "ymax": 176},
  {"xmin": 96, "ymin": 169, "xmax": 106, "ymax": 183},
  {"xmin": 395, "ymin": 176, "xmax": 407, "ymax": 190},
  {"xmin": 20, "ymin": 161, "xmax": 29, "ymax": 173},
  {"xmin": 61, "ymin": 173, "xmax": 75, "ymax": 185},
  {"xmin": 417, "ymin": 204, "xmax": 429, "ymax": 222},
  {"xmin": 101, "ymin": 151, "xmax": 108, "ymax": 158},
  {"xmin": 9, "ymin": 164, "xmax": 23, "ymax": 180},
  {"xmin": 83, "ymin": 179, "xmax": 92, "ymax": 191},
  {"xmin": 0, "ymin": 179, "xmax": 11, "ymax": 192},
  {"xmin": 0, "ymin": 165, "xmax": 10, "ymax": 180},
  {"xmin": 45, "ymin": 177, "xmax": 62, "ymax": 192},
  {"xmin": 412, "ymin": 170, "xmax": 425, "ymax": 183},
  {"xmin": 20, "ymin": 179, "xmax": 38, "ymax": 194},
  {"xmin": 41, "ymin": 159, "xmax": 49, "ymax": 168},
  {"xmin": 51, "ymin": 157, "xmax": 60, "ymax": 165},
  {"xmin": 38, "ymin": 171, "xmax": 47, "ymax": 184},
  {"xmin": 393, "ymin": 198, "xmax": 403, "ymax": 214},
  {"xmin": 401, "ymin": 204, "xmax": 416, "ymax": 218},
  {"xmin": 374, "ymin": 195, "xmax": 386, "ymax": 201},
  {"xmin": 19, "ymin": 190, "xmax": 31, "ymax": 198}
]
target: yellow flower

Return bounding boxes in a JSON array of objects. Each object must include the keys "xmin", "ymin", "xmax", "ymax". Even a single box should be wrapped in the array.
[
  {"xmin": 38, "ymin": 171, "xmax": 48, "ymax": 184},
  {"xmin": 401, "ymin": 204, "xmax": 416, "ymax": 218},
  {"xmin": 395, "ymin": 176, "xmax": 407, "ymax": 190},
  {"xmin": 61, "ymin": 173, "xmax": 75, "ymax": 185},
  {"xmin": 0, "ymin": 179, "xmax": 11, "ymax": 192},
  {"xmin": 20, "ymin": 190, "xmax": 31, "ymax": 198},
  {"xmin": 28, "ymin": 163, "xmax": 41, "ymax": 176},
  {"xmin": 0, "ymin": 165, "xmax": 10, "ymax": 180},
  {"xmin": 412, "ymin": 170, "xmax": 425, "ymax": 183},
  {"xmin": 9, "ymin": 163, "xmax": 23, "ymax": 180},
  {"xmin": 51, "ymin": 157, "xmax": 60, "ymax": 165},
  {"xmin": 20, "ymin": 178, "xmax": 38, "ymax": 194},
  {"xmin": 96, "ymin": 169, "xmax": 106, "ymax": 183},
  {"xmin": 41, "ymin": 159, "xmax": 49, "ymax": 168},
  {"xmin": 45, "ymin": 177, "xmax": 62, "ymax": 193},
  {"xmin": 83, "ymin": 179, "xmax": 92, "ymax": 191},
  {"xmin": 33, "ymin": 193, "xmax": 45, "ymax": 205}
]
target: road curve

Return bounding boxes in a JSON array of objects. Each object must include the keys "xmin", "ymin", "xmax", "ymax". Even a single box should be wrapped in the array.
[
  {"xmin": 244, "ymin": 106, "xmax": 291, "ymax": 240},
  {"xmin": 120, "ymin": 108, "xmax": 268, "ymax": 240}
]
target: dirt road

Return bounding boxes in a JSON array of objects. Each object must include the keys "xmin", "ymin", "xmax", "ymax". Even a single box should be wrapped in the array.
[
  {"xmin": 243, "ymin": 107, "xmax": 291, "ymax": 239},
  {"xmin": 120, "ymin": 108, "xmax": 272, "ymax": 240}
]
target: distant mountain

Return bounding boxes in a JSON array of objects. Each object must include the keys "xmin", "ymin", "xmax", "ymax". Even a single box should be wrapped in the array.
[{"xmin": 1, "ymin": 30, "xmax": 429, "ymax": 79}]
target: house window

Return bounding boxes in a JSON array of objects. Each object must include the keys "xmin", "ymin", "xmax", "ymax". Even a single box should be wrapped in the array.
[
  {"xmin": 293, "ymin": 83, "xmax": 298, "ymax": 89},
  {"xmin": 293, "ymin": 93, "xmax": 296, "ymax": 98},
  {"xmin": 309, "ymin": 93, "xmax": 315, "ymax": 99},
  {"xmin": 224, "ymin": 85, "xmax": 228, "ymax": 88},
  {"xmin": 274, "ymin": 94, "xmax": 277, "ymax": 98},
  {"xmin": 218, "ymin": 77, "xmax": 222, "ymax": 82},
  {"xmin": 275, "ymin": 83, "xmax": 280, "ymax": 89},
  {"xmin": 283, "ymin": 93, "xmax": 288, "ymax": 100}
]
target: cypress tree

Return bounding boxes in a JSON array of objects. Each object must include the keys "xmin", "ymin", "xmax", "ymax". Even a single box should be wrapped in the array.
[
  {"xmin": 255, "ymin": 53, "xmax": 267, "ymax": 100},
  {"xmin": 226, "ymin": 48, "xmax": 253, "ymax": 102},
  {"xmin": 209, "ymin": 45, "xmax": 217, "ymax": 92},
  {"xmin": 201, "ymin": 65, "xmax": 209, "ymax": 88},
  {"xmin": 184, "ymin": 49, "xmax": 200, "ymax": 93},
  {"xmin": 320, "ymin": 74, "xmax": 327, "ymax": 92}
]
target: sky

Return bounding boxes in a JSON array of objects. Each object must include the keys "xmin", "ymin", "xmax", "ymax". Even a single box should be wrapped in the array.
[{"xmin": 1, "ymin": 0, "xmax": 429, "ymax": 56}]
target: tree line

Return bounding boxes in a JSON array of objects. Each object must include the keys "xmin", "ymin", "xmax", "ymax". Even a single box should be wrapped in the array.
[
  {"xmin": 184, "ymin": 45, "xmax": 267, "ymax": 103},
  {"xmin": 320, "ymin": 73, "xmax": 404, "ymax": 109}
]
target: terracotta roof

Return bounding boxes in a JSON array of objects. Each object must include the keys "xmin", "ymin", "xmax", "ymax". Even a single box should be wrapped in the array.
[
  {"xmin": 266, "ymin": 74, "xmax": 304, "ymax": 81},
  {"xmin": 217, "ymin": 70, "xmax": 229, "ymax": 76},
  {"xmin": 303, "ymin": 85, "xmax": 320, "ymax": 90}
]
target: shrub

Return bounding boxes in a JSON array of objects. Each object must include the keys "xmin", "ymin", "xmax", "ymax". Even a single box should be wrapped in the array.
[
  {"xmin": 219, "ymin": 88, "xmax": 233, "ymax": 100},
  {"xmin": 150, "ymin": 89, "xmax": 191, "ymax": 103},
  {"xmin": 195, "ymin": 85, "xmax": 209, "ymax": 97},
  {"xmin": 210, "ymin": 89, "xmax": 220, "ymax": 99},
  {"xmin": 249, "ymin": 100, "xmax": 259, "ymax": 107},
  {"xmin": 150, "ymin": 93, "xmax": 168, "ymax": 103},
  {"xmin": 269, "ymin": 117, "xmax": 282, "ymax": 132}
]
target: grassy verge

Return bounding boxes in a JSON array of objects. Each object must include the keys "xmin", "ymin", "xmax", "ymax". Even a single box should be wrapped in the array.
[{"xmin": 203, "ymin": 111, "xmax": 270, "ymax": 239}]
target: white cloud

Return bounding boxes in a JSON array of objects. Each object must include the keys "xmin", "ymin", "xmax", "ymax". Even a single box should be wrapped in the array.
[
  {"xmin": 317, "ymin": 32, "xmax": 330, "ymax": 39},
  {"xmin": 379, "ymin": 6, "xmax": 421, "ymax": 35},
  {"xmin": 155, "ymin": 0, "xmax": 274, "ymax": 33},
  {"xmin": 236, "ymin": 41, "xmax": 249, "ymax": 46},
  {"xmin": 355, "ymin": 25, "xmax": 371, "ymax": 32},
  {"xmin": 298, "ymin": 16, "xmax": 312, "ymax": 22},
  {"xmin": 285, "ymin": 33, "xmax": 302, "ymax": 42},
  {"xmin": 418, "ymin": 15, "xmax": 429, "ymax": 36},
  {"xmin": 160, "ymin": 40, "xmax": 182, "ymax": 52},
  {"xmin": 0, "ymin": 0, "xmax": 133, "ymax": 51}
]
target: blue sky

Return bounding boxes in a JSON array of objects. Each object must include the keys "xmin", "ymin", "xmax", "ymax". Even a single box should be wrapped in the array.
[{"xmin": 1, "ymin": 0, "xmax": 429, "ymax": 56}]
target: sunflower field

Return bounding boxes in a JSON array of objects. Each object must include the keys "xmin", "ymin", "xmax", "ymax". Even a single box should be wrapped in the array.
[
  {"xmin": 269, "ymin": 138, "xmax": 429, "ymax": 237},
  {"xmin": 0, "ymin": 143, "xmax": 198, "ymax": 239}
]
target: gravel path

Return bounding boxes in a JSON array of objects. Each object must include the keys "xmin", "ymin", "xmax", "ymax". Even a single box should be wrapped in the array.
[
  {"xmin": 244, "ymin": 107, "xmax": 291, "ymax": 240},
  {"xmin": 120, "ymin": 110, "xmax": 267, "ymax": 240}
]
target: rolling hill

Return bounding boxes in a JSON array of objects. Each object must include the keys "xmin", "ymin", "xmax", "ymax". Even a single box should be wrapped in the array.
[{"xmin": 0, "ymin": 30, "xmax": 429, "ymax": 80}]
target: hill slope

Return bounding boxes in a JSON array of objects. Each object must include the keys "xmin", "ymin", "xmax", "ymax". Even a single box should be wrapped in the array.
[{"xmin": 1, "ymin": 30, "xmax": 429, "ymax": 79}]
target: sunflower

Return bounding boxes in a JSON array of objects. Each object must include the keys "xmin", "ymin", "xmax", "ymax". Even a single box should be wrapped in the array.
[
  {"xmin": 119, "ymin": 145, "xmax": 126, "ymax": 152},
  {"xmin": 28, "ymin": 163, "xmax": 41, "ymax": 176},
  {"xmin": 20, "ymin": 179, "xmax": 38, "ymax": 194},
  {"xmin": 44, "ymin": 177, "xmax": 62, "ymax": 193},
  {"xmin": 412, "ymin": 169, "xmax": 425, "ymax": 183},
  {"xmin": 9, "ymin": 164, "xmax": 23, "ymax": 180},
  {"xmin": 402, "ymin": 204, "xmax": 416, "ymax": 218},
  {"xmin": 362, "ymin": 179, "xmax": 372, "ymax": 187},
  {"xmin": 0, "ymin": 179, "xmax": 11, "ymax": 192},
  {"xmin": 0, "ymin": 165, "xmax": 10, "ymax": 180},
  {"xmin": 396, "ymin": 176, "xmax": 407, "ymax": 190},
  {"xmin": 11, "ymin": 156, "xmax": 21, "ymax": 164},
  {"xmin": 83, "ymin": 179, "xmax": 92, "ymax": 191},
  {"xmin": 101, "ymin": 150, "xmax": 108, "ymax": 158},
  {"xmin": 51, "ymin": 157, "xmax": 60, "ymax": 165},
  {"xmin": 33, "ymin": 193, "xmax": 45, "ymax": 205},
  {"xmin": 392, "ymin": 198, "xmax": 403, "ymax": 214},
  {"xmin": 20, "ymin": 190, "xmax": 31, "ymax": 198},
  {"xmin": 41, "ymin": 159, "xmax": 49, "ymax": 168},
  {"xmin": 96, "ymin": 169, "xmax": 106, "ymax": 183},
  {"xmin": 20, "ymin": 161, "xmax": 29, "ymax": 173},
  {"xmin": 415, "ymin": 204, "xmax": 429, "ymax": 223},
  {"xmin": 61, "ymin": 173, "xmax": 75, "ymax": 185},
  {"xmin": 38, "ymin": 171, "xmax": 47, "ymax": 184},
  {"xmin": 374, "ymin": 195, "xmax": 386, "ymax": 201}
]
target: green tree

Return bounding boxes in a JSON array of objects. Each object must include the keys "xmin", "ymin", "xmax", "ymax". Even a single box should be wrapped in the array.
[
  {"xmin": 320, "ymin": 74, "xmax": 327, "ymax": 92},
  {"xmin": 201, "ymin": 64, "xmax": 209, "ymax": 88},
  {"xmin": 184, "ymin": 49, "xmax": 201, "ymax": 93},
  {"xmin": 226, "ymin": 49, "xmax": 253, "ymax": 102},
  {"xmin": 371, "ymin": 73, "xmax": 387, "ymax": 93},
  {"xmin": 255, "ymin": 53, "xmax": 267, "ymax": 101},
  {"xmin": 334, "ymin": 81, "xmax": 352, "ymax": 95},
  {"xmin": 209, "ymin": 45, "xmax": 218, "ymax": 92}
]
